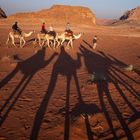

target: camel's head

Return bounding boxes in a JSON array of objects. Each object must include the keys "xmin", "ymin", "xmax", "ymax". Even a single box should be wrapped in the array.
[
  {"xmin": 77, "ymin": 32, "xmax": 84, "ymax": 37},
  {"xmin": 73, "ymin": 32, "xmax": 83, "ymax": 40}
]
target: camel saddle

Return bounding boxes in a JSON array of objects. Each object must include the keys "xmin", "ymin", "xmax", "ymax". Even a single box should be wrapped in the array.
[
  {"xmin": 65, "ymin": 30, "xmax": 73, "ymax": 37},
  {"xmin": 47, "ymin": 31, "xmax": 56, "ymax": 38},
  {"xmin": 13, "ymin": 30, "xmax": 22, "ymax": 35}
]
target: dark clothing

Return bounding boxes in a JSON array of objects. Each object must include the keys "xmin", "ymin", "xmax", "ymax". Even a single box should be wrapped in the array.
[
  {"xmin": 12, "ymin": 23, "xmax": 22, "ymax": 34},
  {"xmin": 93, "ymin": 37, "xmax": 97, "ymax": 43},
  {"xmin": 41, "ymin": 29, "xmax": 47, "ymax": 34},
  {"xmin": 12, "ymin": 23, "xmax": 18, "ymax": 30},
  {"xmin": 47, "ymin": 31, "xmax": 56, "ymax": 38}
]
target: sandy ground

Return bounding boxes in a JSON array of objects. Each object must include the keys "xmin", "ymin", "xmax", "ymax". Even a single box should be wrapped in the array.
[{"xmin": 0, "ymin": 20, "xmax": 140, "ymax": 140}]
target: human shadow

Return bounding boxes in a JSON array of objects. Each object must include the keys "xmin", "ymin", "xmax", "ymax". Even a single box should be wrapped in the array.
[
  {"xmin": 79, "ymin": 45, "xmax": 136, "ymax": 140},
  {"xmin": 134, "ymin": 69, "xmax": 140, "ymax": 77},
  {"xmin": 133, "ymin": 56, "xmax": 140, "ymax": 76},
  {"xmin": 83, "ymin": 40, "xmax": 93, "ymax": 49},
  {"xmin": 102, "ymin": 53, "xmax": 140, "ymax": 124},
  {"xmin": 0, "ymin": 48, "xmax": 57, "ymax": 126},
  {"xmin": 106, "ymin": 53, "xmax": 140, "ymax": 99},
  {"xmin": 108, "ymin": 54, "xmax": 140, "ymax": 84},
  {"xmin": 30, "ymin": 46, "xmax": 82, "ymax": 140}
]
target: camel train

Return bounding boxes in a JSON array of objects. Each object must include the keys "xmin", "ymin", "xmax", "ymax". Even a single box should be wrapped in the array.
[
  {"xmin": 36, "ymin": 32, "xmax": 83, "ymax": 49},
  {"xmin": 6, "ymin": 22, "xmax": 83, "ymax": 49}
]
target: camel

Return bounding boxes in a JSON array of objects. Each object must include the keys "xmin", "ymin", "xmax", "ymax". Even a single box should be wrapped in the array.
[
  {"xmin": 6, "ymin": 31, "xmax": 34, "ymax": 48},
  {"xmin": 35, "ymin": 33, "xmax": 46, "ymax": 47},
  {"xmin": 56, "ymin": 32, "xmax": 83, "ymax": 49},
  {"xmin": 36, "ymin": 32, "xmax": 83, "ymax": 49},
  {"xmin": 36, "ymin": 32, "xmax": 58, "ymax": 48}
]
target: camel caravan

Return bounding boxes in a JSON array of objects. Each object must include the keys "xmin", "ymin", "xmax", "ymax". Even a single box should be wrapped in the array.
[{"xmin": 6, "ymin": 21, "xmax": 83, "ymax": 49}]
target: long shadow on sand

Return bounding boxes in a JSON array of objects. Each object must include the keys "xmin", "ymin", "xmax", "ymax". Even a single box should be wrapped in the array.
[
  {"xmin": 83, "ymin": 40, "xmax": 93, "ymax": 49},
  {"xmin": 108, "ymin": 54, "xmax": 140, "ymax": 82},
  {"xmin": 30, "ymin": 46, "xmax": 82, "ymax": 140},
  {"xmin": 133, "ymin": 56, "xmax": 140, "ymax": 76},
  {"xmin": 0, "ymin": 48, "xmax": 57, "ymax": 126},
  {"xmin": 80, "ymin": 45, "xmax": 140, "ymax": 140},
  {"xmin": 69, "ymin": 89, "xmax": 102, "ymax": 140}
]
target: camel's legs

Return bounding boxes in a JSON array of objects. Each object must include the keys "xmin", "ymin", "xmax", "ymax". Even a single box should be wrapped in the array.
[
  {"xmin": 6, "ymin": 35, "xmax": 10, "ymax": 45},
  {"xmin": 38, "ymin": 37, "xmax": 42, "ymax": 47},
  {"xmin": 6, "ymin": 34, "xmax": 16, "ymax": 47},
  {"xmin": 66, "ymin": 40, "xmax": 73, "ymax": 49},
  {"xmin": 66, "ymin": 41, "xmax": 69, "ymax": 49},
  {"xmin": 70, "ymin": 40, "xmax": 73, "ymax": 48},
  {"xmin": 46, "ymin": 39, "xmax": 51, "ymax": 48},
  {"xmin": 20, "ymin": 38, "xmax": 22, "ymax": 48},
  {"xmin": 32, "ymin": 38, "xmax": 37, "ymax": 47},
  {"xmin": 34, "ymin": 38, "xmax": 38, "ymax": 42},
  {"xmin": 21, "ymin": 38, "xmax": 26, "ymax": 48},
  {"xmin": 61, "ymin": 39, "xmax": 65, "ymax": 46},
  {"xmin": 23, "ymin": 38, "xmax": 26, "ymax": 47},
  {"xmin": 41, "ymin": 40, "xmax": 45, "ymax": 47},
  {"xmin": 11, "ymin": 36, "xmax": 16, "ymax": 47},
  {"xmin": 49, "ymin": 40, "xmax": 53, "ymax": 47},
  {"xmin": 56, "ymin": 39, "xmax": 60, "ymax": 48},
  {"xmin": 53, "ymin": 39, "xmax": 56, "ymax": 49}
]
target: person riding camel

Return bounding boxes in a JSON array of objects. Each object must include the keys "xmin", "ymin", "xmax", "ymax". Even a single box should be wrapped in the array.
[
  {"xmin": 47, "ymin": 25, "xmax": 56, "ymax": 39},
  {"xmin": 41, "ymin": 22, "xmax": 47, "ymax": 34},
  {"xmin": 65, "ymin": 22, "xmax": 73, "ymax": 37},
  {"xmin": 12, "ymin": 21, "xmax": 22, "ymax": 35}
]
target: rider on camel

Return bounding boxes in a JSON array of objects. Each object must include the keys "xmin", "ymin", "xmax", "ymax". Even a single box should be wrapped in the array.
[
  {"xmin": 41, "ymin": 22, "xmax": 47, "ymax": 34},
  {"xmin": 65, "ymin": 22, "xmax": 73, "ymax": 36},
  {"xmin": 12, "ymin": 21, "xmax": 22, "ymax": 35},
  {"xmin": 47, "ymin": 25, "xmax": 56, "ymax": 38}
]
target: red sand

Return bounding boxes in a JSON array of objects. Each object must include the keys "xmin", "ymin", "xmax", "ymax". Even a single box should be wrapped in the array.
[{"xmin": 0, "ymin": 22, "xmax": 140, "ymax": 140}]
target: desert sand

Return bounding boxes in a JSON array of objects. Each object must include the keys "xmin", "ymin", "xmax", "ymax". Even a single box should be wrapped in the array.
[{"xmin": 0, "ymin": 17, "xmax": 140, "ymax": 140}]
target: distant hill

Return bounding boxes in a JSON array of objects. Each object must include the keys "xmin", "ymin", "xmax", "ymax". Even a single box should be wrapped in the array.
[
  {"xmin": 120, "ymin": 6, "xmax": 140, "ymax": 21},
  {"xmin": 9, "ymin": 5, "xmax": 96, "ymax": 26},
  {"xmin": 112, "ymin": 6, "xmax": 140, "ymax": 26},
  {"xmin": 0, "ymin": 8, "xmax": 7, "ymax": 18},
  {"xmin": 96, "ymin": 18, "xmax": 117, "ymax": 26}
]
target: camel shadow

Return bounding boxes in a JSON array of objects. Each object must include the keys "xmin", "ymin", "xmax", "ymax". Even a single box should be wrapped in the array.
[
  {"xmin": 30, "ymin": 46, "xmax": 82, "ymax": 140},
  {"xmin": 79, "ymin": 45, "xmax": 140, "ymax": 140},
  {"xmin": 0, "ymin": 48, "xmax": 57, "ymax": 126}
]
